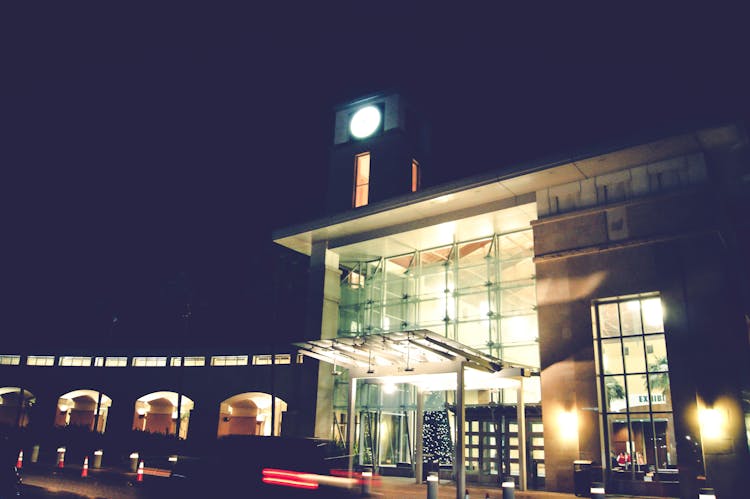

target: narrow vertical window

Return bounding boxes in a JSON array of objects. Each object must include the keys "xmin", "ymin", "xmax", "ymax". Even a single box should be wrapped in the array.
[
  {"xmin": 354, "ymin": 152, "xmax": 370, "ymax": 208},
  {"xmin": 411, "ymin": 159, "xmax": 420, "ymax": 192}
]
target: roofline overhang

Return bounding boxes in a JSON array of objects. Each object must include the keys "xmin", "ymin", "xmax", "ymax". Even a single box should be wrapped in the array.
[{"xmin": 273, "ymin": 121, "xmax": 745, "ymax": 256}]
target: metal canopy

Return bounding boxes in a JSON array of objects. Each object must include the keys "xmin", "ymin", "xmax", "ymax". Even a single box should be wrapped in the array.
[{"xmin": 294, "ymin": 329, "xmax": 535, "ymax": 382}]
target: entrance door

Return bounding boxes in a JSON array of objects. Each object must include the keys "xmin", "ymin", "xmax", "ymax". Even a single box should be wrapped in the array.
[{"xmin": 378, "ymin": 412, "xmax": 410, "ymax": 467}]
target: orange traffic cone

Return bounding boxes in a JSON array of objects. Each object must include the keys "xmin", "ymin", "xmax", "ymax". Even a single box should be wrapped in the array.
[
  {"xmin": 136, "ymin": 460, "xmax": 144, "ymax": 482},
  {"xmin": 16, "ymin": 450, "xmax": 23, "ymax": 469},
  {"xmin": 81, "ymin": 457, "xmax": 89, "ymax": 478}
]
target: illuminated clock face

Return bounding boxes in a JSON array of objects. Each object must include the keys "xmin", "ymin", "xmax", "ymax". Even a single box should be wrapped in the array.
[{"xmin": 349, "ymin": 106, "xmax": 381, "ymax": 139}]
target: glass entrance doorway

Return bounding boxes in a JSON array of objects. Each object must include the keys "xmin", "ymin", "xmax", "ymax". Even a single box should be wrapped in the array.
[
  {"xmin": 460, "ymin": 405, "xmax": 544, "ymax": 488},
  {"xmin": 358, "ymin": 410, "xmax": 412, "ymax": 469}
]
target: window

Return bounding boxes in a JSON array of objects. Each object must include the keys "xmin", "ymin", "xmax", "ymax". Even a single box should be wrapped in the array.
[
  {"xmin": 171, "ymin": 356, "xmax": 205, "ymax": 367},
  {"xmin": 593, "ymin": 294, "xmax": 676, "ymax": 472},
  {"xmin": 59, "ymin": 356, "xmax": 92, "ymax": 367},
  {"xmin": 210, "ymin": 355, "xmax": 248, "ymax": 366},
  {"xmin": 274, "ymin": 354, "xmax": 291, "ymax": 365},
  {"xmin": 132, "ymin": 357, "xmax": 167, "ymax": 367},
  {"xmin": 253, "ymin": 355, "xmax": 272, "ymax": 365},
  {"xmin": 105, "ymin": 357, "xmax": 128, "ymax": 367},
  {"xmin": 411, "ymin": 159, "xmax": 420, "ymax": 192},
  {"xmin": 27, "ymin": 355, "xmax": 55, "ymax": 366},
  {"xmin": 0, "ymin": 355, "xmax": 20, "ymax": 365},
  {"xmin": 353, "ymin": 152, "xmax": 370, "ymax": 208},
  {"xmin": 94, "ymin": 357, "xmax": 104, "ymax": 367},
  {"xmin": 296, "ymin": 353, "xmax": 305, "ymax": 364},
  {"xmin": 252, "ymin": 353, "xmax": 293, "ymax": 365}
]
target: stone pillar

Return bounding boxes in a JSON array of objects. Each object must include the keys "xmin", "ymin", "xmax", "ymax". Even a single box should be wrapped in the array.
[{"xmin": 306, "ymin": 240, "xmax": 342, "ymax": 439}]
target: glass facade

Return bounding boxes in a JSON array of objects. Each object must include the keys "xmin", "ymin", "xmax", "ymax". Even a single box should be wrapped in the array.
[
  {"xmin": 334, "ymin": 229, "xmax": 540, "ymax": 474},
  {"xmin": 338, "ymin": 230, "xmax": 538, "ymax": 367},
  {"xmin": 593, "ymin": 294, "xmax": 677, "ymax": 474}
]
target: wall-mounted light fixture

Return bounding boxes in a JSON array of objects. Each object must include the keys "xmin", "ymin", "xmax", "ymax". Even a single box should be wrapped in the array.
[
  {"xmin": 59, "ymin": 404, "xmax": 69, "ymax": 414},
  {"xmin": 558, "ymin": 409, "xmax": 578, "ymax": 441},
  {"xmin": 699, "ymin": 406, "xmax": 726, "ymax": 440}
]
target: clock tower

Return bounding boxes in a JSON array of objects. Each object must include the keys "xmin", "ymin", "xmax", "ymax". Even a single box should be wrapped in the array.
[{"xmin": 325, "ymin": 92, "xmax": 430, "ymax": 214}]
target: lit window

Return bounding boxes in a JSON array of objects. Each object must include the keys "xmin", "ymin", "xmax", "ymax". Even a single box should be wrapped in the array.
[
  {"xmin": 132, "ymin": 357, "xmax": 167, "ymax": 367},
  {"xmin": 171, "ymin": 356, "xmax": 206, "ymax": 367},
  {"xmin": 210, "ymin": 355, "xmax": 248, "ymax": 366},
  {"xmin": 105, "ymin": 357, "xmax": 128, "ymax": 367},
  {"xmin": 59, "ymin": 356, "xmax": 92, "ymax": 367},
  {"xmin": 274, "ymin": 354, "xmax": 291, "ymax": 365},
  {"xmin": 94, "ymin": 357, "xmax": 104, "ymax": 367},
  {"xmin": 186, "ymin": 356, "xmax": 205, "ymax": 366},
  {"xmin": 27, "ymin": 355, "xmax": 55, "ymax": 366},
  {"xmin": 296, "ymin": 353, "xmax": 305, "ymax": 364},
  {"xmin": 252, "ymin": 355, "xmax": 273, "ymax": 366},
  {"xmin": 353, "ymin": 152, "xmax": 370, "ymax": 208},
  {"xmin": 593, "ymin": 294, "xmax": 675, "ymax": 472},
  {"xmin": 411, "ymin": 159, "xmax": 420, "ymax": 192},
  {"xmin": 0, "ymin": 355, "xmax": 20, "ymax": 365}
]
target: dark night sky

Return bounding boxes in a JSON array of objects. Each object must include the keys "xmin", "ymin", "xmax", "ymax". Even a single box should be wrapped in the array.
[{"xmin": 2, "ymin": 4, "xmax": 748, "ymax": 350}]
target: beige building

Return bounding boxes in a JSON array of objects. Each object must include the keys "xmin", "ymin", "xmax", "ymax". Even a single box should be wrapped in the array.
[{"xmin": 273, "ymin": 93, "xmax": 750, "ymax": 498}]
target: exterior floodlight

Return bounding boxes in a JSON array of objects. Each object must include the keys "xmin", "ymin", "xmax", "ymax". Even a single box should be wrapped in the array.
[{"xmin": 350, "ymin": 106, "xmax": 381, "ymax": 139}]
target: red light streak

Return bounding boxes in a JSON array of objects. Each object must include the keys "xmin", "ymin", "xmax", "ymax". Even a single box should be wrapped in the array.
[{"xmin": 262, "ymin": 468, "xmax": 319, "ymax": 490}]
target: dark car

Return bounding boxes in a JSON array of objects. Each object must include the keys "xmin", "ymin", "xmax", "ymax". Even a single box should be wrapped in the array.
[
  {"xmin": 143, "ymin": 437, "xmax": 356, "ymax": 498},
  {"xmin": 0, "ymin": 465, "xmax": 21, "ymax": 498}
]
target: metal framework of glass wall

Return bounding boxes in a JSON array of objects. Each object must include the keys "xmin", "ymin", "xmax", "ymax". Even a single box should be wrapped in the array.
[
  {"xmin": 593, "ymin": 294, "xmax": 678, "ymax": 480},
  {"xmin": 333, "ymin": 229, "xmax": 540, "ymax": 474},
  {"xmin": 338, "ymin": 230, "xmax": 538, "ymax": 367}
]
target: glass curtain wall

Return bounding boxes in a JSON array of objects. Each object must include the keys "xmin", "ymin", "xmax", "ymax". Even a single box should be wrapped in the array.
[
  {"xmin": 339, "ymin": 230, "xmax": 538, "ymax": 366},
  {"xmin": 335, "ymin": 229, "xmax": 539, "ymax": 469},
  {"xmin": 593, "ymin": 294, "xmax": 678, "ymax": 478}
]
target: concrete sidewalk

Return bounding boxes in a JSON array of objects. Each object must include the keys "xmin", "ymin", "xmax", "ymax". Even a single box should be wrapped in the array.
[{"xmin": 372, "ymin": 476, "xmax": 670, "ymax": 499}]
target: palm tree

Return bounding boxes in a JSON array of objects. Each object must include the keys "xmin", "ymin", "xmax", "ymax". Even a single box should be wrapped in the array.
[
  {"xmin": 606, "ymin": 378, "xmax": 625, "ymax": 407},
  {"xmin": 647, "ymin": 356, "xmax": 670, "ymax": 409}
]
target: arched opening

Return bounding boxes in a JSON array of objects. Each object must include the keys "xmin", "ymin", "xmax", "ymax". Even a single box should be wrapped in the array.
[
  {"xmin": 217, "ymin": 392, "xmax": 287, "ymax": 438},
  {"xmin": 132, "ymin": 391, "xmax": 194, "ymax": 439},
  {"xmin": 55, "ymin": 389, "xmax": 112, "ymax": 432},
  {"xmin": 0, "ymin": 387, "xmax": 36, "ymax": 428}
]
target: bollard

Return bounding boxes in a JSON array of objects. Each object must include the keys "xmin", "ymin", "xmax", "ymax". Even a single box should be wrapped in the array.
[
  {"xmin": 465, "ymin": 488, "xmax": 470, "ymax": 499},
  {"xmin": 16, "ymin": 450, "xmax": 23, "ymax": 470},
  {"xmin": 57, "ymin": 447, "xmax": 66, "ymax": 469},
  {"xmin": 590, "ymin": 481, "xmax": 605, "ymax": 499},
  {"xmin": 502, "ymin": 476, "xmax": 515, "ymax": 499},
  {"xmin": 699, "ymin": 488, "xmax": 716, "ymax": 499},
  {"xmin": 81, "ymin": 457, "xmax": 89, "ymax": 478},
  {"xmin": 92, "ymin": 450, "xmax": 103, "ymax": 469},
  {"xmin": 31, "ymin": 445, "xmax": 40, "ymax": 464},
  {"xmin": 361, "ymin": 468, "xmax": 373, "ymax": 496},
  {"xmin": 129, "ymin": 452, "xmax": 139, "ymax": 472},
  {"xmin": 426, "ymin": 471, "xmax": 439, "ymax": 499}
]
